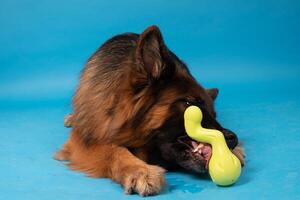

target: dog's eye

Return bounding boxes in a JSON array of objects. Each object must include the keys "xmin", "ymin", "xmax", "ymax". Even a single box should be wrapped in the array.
[
  {"xmin": 184, "ymin": 98, "xmax": 196, "ymax": 106},
  {"xmin": 184, "ymin": 98, "xmax": 205, "ymax": 107},
  {"xmin": 186, "ymin": 101, "xmax": 192, "ymax": 106},
  {"xmin": 181, "ymin": 97, "xmax": 204, "ymax": 107}
]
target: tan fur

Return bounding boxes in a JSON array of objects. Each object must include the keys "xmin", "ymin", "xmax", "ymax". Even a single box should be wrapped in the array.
[
  {"xmin": 56, "ymin": 28, "xmax": 169, "ymax": 195},
  {"xmin": 55, "ymin": 132, "xmax": 165, "ymax": 196}
]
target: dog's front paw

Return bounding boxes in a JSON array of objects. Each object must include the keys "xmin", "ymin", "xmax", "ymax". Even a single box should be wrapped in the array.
[{"xmin": 123, "ymin": 165, "xmax": 165, "ymax": 196}]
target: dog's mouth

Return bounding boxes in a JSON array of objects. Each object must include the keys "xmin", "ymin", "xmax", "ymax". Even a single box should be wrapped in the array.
[
  {"xmin": 191, "ymin": 141, "xmax": 212, "ymax": 168},
  {"xmin": 176, "ymin": 134, "xmax": 245, "ymax": 172},
  {"xmin": 177, "ymin": 135, "xmax": 212, "ymax": 169}
]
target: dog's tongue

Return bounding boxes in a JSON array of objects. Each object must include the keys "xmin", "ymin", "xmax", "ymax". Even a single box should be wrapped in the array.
[{"xmin": 191, "ymin": 141, "xmax": 212, "ymax": 168}]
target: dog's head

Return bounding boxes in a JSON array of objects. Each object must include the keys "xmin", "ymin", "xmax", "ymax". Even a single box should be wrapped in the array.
[{"xmin": 128, "ymin": 26, "xmax": 243, "ymax": 173}]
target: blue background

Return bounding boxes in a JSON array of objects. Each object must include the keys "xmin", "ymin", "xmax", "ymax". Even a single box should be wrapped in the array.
[{"xmin": 1, "ymin": 0, "xmax": 299, "ymax": 199}]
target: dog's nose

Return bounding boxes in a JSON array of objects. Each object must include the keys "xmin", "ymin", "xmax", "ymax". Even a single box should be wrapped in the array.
[{"xmin": 222, "ymin": 129, "xmax": 238, "ymax": 149}]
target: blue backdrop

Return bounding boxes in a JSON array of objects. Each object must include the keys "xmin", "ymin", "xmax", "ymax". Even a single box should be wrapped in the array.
[{"xmin": 1, "ymin": 0, "xmax": 299, "ymax": 199}]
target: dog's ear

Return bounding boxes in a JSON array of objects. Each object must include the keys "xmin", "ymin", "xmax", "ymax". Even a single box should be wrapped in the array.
[
  {"xmin": 135, "ymin": 25, "xmax": 170, "ymax": 80},
  {"xmin": 207, "ymin": 88, "xmax": 219, "ymax": 100}
]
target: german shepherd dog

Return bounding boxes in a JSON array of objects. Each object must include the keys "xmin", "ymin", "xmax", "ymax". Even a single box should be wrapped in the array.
[{"xmin": 55, "ymin": 26, "xmax": 245, "ymax": 196}]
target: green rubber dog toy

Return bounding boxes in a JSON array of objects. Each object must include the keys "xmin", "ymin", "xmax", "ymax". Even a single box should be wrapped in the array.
[{"xmin": 184, "ymin": 106, "xmax": 241, "ymax": 186}]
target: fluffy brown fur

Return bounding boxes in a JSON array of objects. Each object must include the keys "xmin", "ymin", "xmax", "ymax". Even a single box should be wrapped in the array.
[{"xmin": 55, "ymin": 25, "xmax": 245, "ymax": 196}]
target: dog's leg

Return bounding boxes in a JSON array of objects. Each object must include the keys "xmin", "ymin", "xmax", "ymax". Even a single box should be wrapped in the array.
[
  {"xmin": 55, "ymin": 133, "xmax": 165, "ymax": 196},
  {"xmin": 111, "ymin": 147, "xmax": 165, "ymax": 196}
]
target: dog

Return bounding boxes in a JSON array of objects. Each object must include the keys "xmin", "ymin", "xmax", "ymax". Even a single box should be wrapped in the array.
[{"xmin": 54, "ymin": 25, "xmax": 245, "ymax": 196}]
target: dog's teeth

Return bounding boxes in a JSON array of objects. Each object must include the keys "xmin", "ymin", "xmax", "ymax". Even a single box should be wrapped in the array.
[
  {"xmin": 193, "ymin": 143, "xmax": 204, "ymax": 153},
  {"xmin": 191, "ymin": 141, "xmax": 199, "ymax": 149},
  {"xmin": 193, "ymin": 147, "xmax": 199, "ymax": 153},
  {"xmin": 192, "ymin": 147, "xmax": 198, "ymax": 153},
  {"xmin": 196, "ymin": 144, "xmax": 204, "ymax": 150}
]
